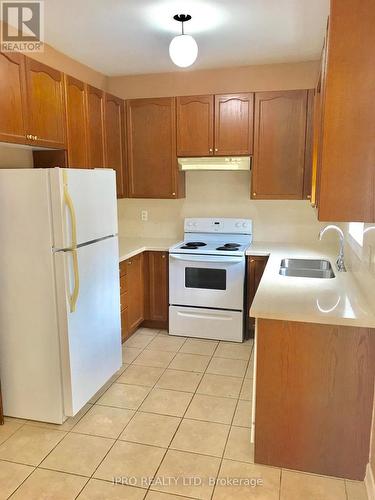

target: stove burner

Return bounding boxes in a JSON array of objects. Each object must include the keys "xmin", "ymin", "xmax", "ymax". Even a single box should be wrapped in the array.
[
  {"xmin": 181, "ymin": 245, "xmax": 199, "ymax": 249},
  {"xmin": 185, "ymin": 242, "xmax": 207, "ymax": 247},
  {"xmin": 223, "ymin": 243, "xmax": 241, "ymax": 248},
  {"xmin": 216, "ymin": 246, "xmax": 240, "ymax": 251}
]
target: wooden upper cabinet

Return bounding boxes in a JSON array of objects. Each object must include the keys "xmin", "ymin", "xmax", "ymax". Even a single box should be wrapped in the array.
[
  {"xmin": 214, "ymin": 93, "xmax": 254, "ymax": 156},
  {"xmin": 176, "ymin": 95, "xmax": 214, "ymax": 156},
  {"xmin": 0, "ymin": 52, "xmax": 27, "ymax": 144},
  {"xmin": 126, "ymin": 97, "xmax": 185, "ymax": 199},
  {"xmin": 25, "ymin": 58, "xmax": 66, "ymax": 148},
  {"xmin": 316, "ymin": 0, "xmax": 375, "ymax": 222},
  {"xmin": 86, "ymin": 85, "xmax": 105, "ymax": 168},
  {"xmin": 252, "ymin": 90, "xmax": 309, "ymax": 200},
  {"xmin": 64, "ymin": 75, "xmax": 88, "ymax": 168},
  {"xmin": 104, "ymin": 93, "xmax": 126, "ymax": 197}
]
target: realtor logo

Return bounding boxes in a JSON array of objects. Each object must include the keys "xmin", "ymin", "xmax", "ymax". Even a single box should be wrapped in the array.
[{"xmin": 1, "ymin": 1, "xmax": 44, "ymax": 52}]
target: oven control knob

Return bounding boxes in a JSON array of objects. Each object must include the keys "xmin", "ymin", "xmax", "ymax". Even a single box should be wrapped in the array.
[
  {"xmin": 242, "ymin": 222, "xmax": 248, "ymax": 228},
  {"xmin": 235, "ymin": 222, "xmax": 241, "ymax": 228}
]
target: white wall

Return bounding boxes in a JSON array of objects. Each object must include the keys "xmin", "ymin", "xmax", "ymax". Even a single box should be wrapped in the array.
[{"xmin": 0, "ymin": 144, "xmax": 33, "ymax": 168}]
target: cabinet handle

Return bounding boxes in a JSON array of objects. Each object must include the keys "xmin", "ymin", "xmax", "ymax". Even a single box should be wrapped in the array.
[
  {"xmin": 307, "ymin": 195, "xmax": 311, "ymax": 200},
  {"xmin": 127, "ymin": 261, "xmax": 132, "ymax": 265},
  {"xmin": 26, "ymin": 134, "xmax": 31, "ymax": 140},
  {"xmin": 209, "ymin": 148, "xmax": 213, "ymax": 153},
  {"xmin": 253, "ymin": 192, "xmax": 257, "ymax": 197},
  {"xmin": 162, "ymin": 254, "xmax": 166, "ymax": 259},
  {"xmin": 34, "ymin": 135, "xmax": 38, "ymax": 141},
  {"xmin": 215, "ymin": 148, "xmax": 218, "ymax": 152},
  {"xmin": 172, "ymin": 192, "xmax": 176, "ymax": 196}
]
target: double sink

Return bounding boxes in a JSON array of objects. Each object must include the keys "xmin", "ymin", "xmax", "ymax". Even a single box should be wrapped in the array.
[{"xmin": 279, "ymin": 258, "xmax": 335, "ymax": 279}]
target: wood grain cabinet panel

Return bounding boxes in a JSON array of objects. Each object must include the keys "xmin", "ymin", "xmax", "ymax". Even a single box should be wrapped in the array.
[
  {"xmin": 144, "ymin": 251, "xmax": 169, "ymax": 328},
  {"xmin": 176, "ymin": 95, "xmax": 214, "ymax": 156},
  {"xmin": 255, "ymin": 319, "xmax": 375, "ymax": 480},
  {"xmin": 104, "ymin": 93, "xmax": 126, "ymax": 197},
  {"xmin": 252, "ymin": 90, "xmax": 309, "ymax": 200},
  {"xmin": 214, "ymin": 93, "xmax": 254, "ymax": 156},
  {"xmin": 123, "ymin": 253, "xmax": 144, "ymax": 336},
  {"xmin": 64, "ymin": 75, "xmax": 88, "ymax": 168},
  {"xmin": 315, "ymin": 0, "xmax": 375, "ymax": 222},
  {"xmin": 25, "ymin": 58, "xmax": 66, "ymax": 148},
  {"xmin": 246, "ymin": 256, "xmax": 269, "ymax": 332},
  {"xmin": 86, "ymin": 84, "xmax": 105, "ymax": 168},
  {"xmin": 0, "ymin": 52, "xmax": 27, "ymax": 144},
  {"xmin": 126, "ymin": 97, "xmax": 185, "ymax": 199}
]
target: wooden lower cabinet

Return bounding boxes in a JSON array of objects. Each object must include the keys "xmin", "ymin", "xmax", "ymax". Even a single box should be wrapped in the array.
[
  {"xmin": 246, "ymin": 256, "xmax": 269, "ymax": 332},
  {"xmin": 143, "ymin": 251, "xmax": 169, "ymax": 329},
  {"xmin": 255, "ymin": 319, "xmax": 375, "ymax": 480},
  {"xmin": 120, "ymin": 251, "xmax": 169, "ymax": 341}
]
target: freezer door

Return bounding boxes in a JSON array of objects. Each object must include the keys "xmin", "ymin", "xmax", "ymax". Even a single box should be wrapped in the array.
[
  {"xmin": 50, "ymin": 168, "xmax": 118, "ymax": 249},
  {"xmin": 54, "ymin": 236, "xmax": 122, "ymax": 416}
]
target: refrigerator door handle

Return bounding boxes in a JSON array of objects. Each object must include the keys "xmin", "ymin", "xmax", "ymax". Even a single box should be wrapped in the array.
[
  {"xmin": 63, "ymin": 170, "xmax": 77, "ymax": 249},
  {"xmin": 68, "ymin": 249, "xmax": 80, "ymax": 313}
]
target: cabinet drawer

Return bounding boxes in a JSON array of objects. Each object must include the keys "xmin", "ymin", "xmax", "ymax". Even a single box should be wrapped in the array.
[
  {"xmin": 120, "ymin": 291, "xmax": 128, "ymax": 311},
  {"xmin": 119, "ymin": 260, "xmax": 128, "ymax": 277}
]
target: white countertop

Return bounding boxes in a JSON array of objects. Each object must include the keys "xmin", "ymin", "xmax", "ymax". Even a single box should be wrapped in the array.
[
  {"xmin": 247, "ymin": 242, "xmax": 375, "ymax": 328},
  {"xmin": 118, "ymin": 237, "xmax": 179, "ymax": 262}
]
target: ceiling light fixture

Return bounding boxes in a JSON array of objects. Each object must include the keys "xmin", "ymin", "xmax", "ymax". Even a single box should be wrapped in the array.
[{"xmin": 169, "ymin": 14, "xmax": 198, "ymax": 68}]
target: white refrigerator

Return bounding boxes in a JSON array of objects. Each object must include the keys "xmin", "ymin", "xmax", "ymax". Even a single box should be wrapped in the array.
[{"xmin": 0, "ymin": 168, "xmax": 122, "ymax": 423}]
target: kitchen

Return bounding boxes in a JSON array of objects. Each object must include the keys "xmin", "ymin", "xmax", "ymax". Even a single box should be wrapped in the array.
[{"xmin": 0, "ymin": 0, "xmax": 374, "ymax": 499}]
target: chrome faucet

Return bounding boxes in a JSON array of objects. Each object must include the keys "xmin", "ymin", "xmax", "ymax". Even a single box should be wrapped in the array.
[{"xmin": 319, "ymin": 225, "xmax": 347, "ymax": 272}]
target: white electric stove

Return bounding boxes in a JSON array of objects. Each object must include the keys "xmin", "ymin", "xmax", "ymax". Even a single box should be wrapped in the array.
[{"xmin": 168, "ymin": 218, "xmax": 252, "ymax": 342}]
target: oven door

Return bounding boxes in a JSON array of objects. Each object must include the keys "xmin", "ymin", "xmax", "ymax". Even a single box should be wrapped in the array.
[{"xmin": 169, "ymin": 253, "xmax": 245, "ymax": 311}]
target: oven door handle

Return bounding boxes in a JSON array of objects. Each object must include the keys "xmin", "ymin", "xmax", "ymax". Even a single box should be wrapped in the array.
[{"xmin": 169, "ymin": 254, "xmax": 243, "ymax": 264}]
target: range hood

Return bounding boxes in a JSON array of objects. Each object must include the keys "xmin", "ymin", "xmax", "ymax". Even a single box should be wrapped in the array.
[{"xmin": 178, "ymin": 156, "xmax": 251, "ymax": 171}]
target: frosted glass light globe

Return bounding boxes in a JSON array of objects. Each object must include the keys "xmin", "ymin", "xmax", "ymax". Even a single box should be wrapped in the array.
[{"xmin": 169, "ymin": 34, "xmax": 198, "ymax": 68}]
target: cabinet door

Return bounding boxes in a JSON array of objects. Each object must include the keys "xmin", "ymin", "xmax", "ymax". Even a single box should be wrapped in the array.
[
  {"xmin": 104, "ymin": 93, "xmax": 125, "ymax": 197},
  {"xmin": 247, "ymin": 256, "xmax": 269, "ymax": 330},
  {"xmin": 86, "ymin": 85, "xmax": 105, "ymax": 168},
  {"xmin": 252, "ymin": 90, "xmax": 308, "ymax": 200},
  {"xmin": 0, "ymin": 52, "xmax": 27, "ymax": 144},
  {"xmin": 214, "ymin": 93, "xmax": 254, "ymax": 155},
  {"xmin": 176, "ymin": 95, "xmax": 214, "ymax": 156},
  {"xmin": 64, "ymin": 75, "xmax": 88, "ymax": 168},
  {"xmin": 25, "ymin": 58, "xmax": 66, "ymax": 148},
  {"xmin": 125, "ymin": 253, "xmax": 144, "ymax": 333},
  {"xmin": 126, "ymin": 97, "xmax": 184, "ymax": 198},
  {"xmin": 144, "ymin": 251, "xmax": 168, "ymax": 327}
]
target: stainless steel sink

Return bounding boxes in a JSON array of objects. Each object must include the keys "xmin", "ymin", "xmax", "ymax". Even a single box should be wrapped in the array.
[{"xmin": 279, "ymin": 258, "xmax": 335, "ymax": 279}]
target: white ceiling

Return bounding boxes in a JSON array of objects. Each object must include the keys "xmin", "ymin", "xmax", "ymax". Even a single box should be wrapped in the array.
[{"xmin": 42, "ymin": 0, "xmax": 329, "ymax": 76}]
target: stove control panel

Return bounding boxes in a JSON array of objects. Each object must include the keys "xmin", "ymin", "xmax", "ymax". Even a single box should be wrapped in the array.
[{"xmin": 184, "ymin": 218, "xmax": 252, "ymax": 235}]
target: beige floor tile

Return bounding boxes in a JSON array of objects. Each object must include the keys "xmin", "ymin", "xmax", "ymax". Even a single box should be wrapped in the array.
[
  {"xmin": 72, "ymin": 405, "xmax": 135, "ymax": 439},
  {"xmin": 132, "ymin": 350, "xmax": 176, "ymax": 369},
  {"xmin": 146, "ymin": 492, "xmax": 192, "ymax": 500},
  {"xmin": 97, "ymin": 383, "xmax": 150, "ymax": 410},
  {"xmin": 140, "ymin": 388, "xmax": 193, "ymax": 417},
  {"xmin": 224, "ymin": 426, "xmax": 254, "ymax": 463},
  {"xmin": 10, "ymin": 468, "xmax": 87, "ymax": 500},
  {"xmin": 206, "ymin": 357, "xmax": 247, "ymax": 378},
  {"xmin": 146, "ymin": 336, "xmax": 186, "ymax": 352},
  {"xmin": 78, "ymin": 478, "xmax": 146, "ymax": 499},
  {"xmin": 120, "ymin": 412, "xmax": 180, "ymax": 448},
  {"xmin": 25, "ymin": 404, "xmax": 92, "ymax": 432},
  {"xmin": 125, "ymin": 334, "xmax": 154, "ymax": 350},
  {"xmin": 156, "ymin": 370, "xmax": 202, "ymax": 393},
  {"xmin": 0, "ymin": 460, "xmax": 34, "ymax": 499},
  {"xmin": 214, "ymin": 342, "xmax": 252, "ymax": 360},
  {"xmin": 40, "ymin": 432, "xmax": 114, "ymax": 477},
  {"xmin": 213, "ymin": 459, "xmax": 281, "ymax": 500},
  {"xmin": 233, "ymin": 400, "xmax": 252, "ymax": 427},
  {"xmin": 156, "ymin": 330, "xmax": 169, "ymax": 336},
  {"xmin": 197, "ymin": 374, "xmax": 242, "ymax": 399},
  {"xmin": 180, "ymin": 339, "xmax": 218, "ymax": 356},
  {"xmin": 346, "ymin": 480, "xmax": 368, "ymax": 500},
  {"xmin": 117, "ymin": 365, "xmax": 164, "ymax": 387},
  {"xmin": 4, "ymin": 417, "xmax": 27, "ymax": 424},
  {"xmin": 280, "ymin": 470, "xmax": 346, "ymax": 500},
  {"xmin": 122, "ymin": 347, "xmax": 143, "ymax": 364},
  {"xmin": 239, "ymin": 377, "xmax": 254, "ymax": 400},
  {"xmin": 0, "ymin": 426, "xmax": 66, "ymax": 466},
  {"xmin": 134, "ymin": 328, "xmax": 159, "ymax": 338},
  {"xmin": 169, "ymin": 353, "xmax": 210, "ymax": 373},
  {"xmin": 185, "ymin": 394, "xmax": 237, "ymax": 425},
  {"xmin": 89, "ymin": 378, "xmax": 119, "ymax": 404},
  {"xmin": 170, "ymin": 419, "xmax": 229, "ymax": 457},
  {"xmin": 151, "ymin": 449, "xmax": 220, "ymax": 500},
  {"xmin": 0, "ymin": 420, "xmax": 24, "ymax": 446},
  {"xmin": 246, "ymin": 356, "xmax": 255, "ymax": 378},
  {"xmin": 94, "ymin": 441, "xmax": 166, "ymax": 488}
]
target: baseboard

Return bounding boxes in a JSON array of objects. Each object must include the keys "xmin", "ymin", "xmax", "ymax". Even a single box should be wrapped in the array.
[{"xmin": 365, "ymin": 463, "xmax": 375, "ymax": 500}]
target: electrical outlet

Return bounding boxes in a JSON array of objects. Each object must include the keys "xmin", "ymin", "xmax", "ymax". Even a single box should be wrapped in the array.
[{"xmin": 141, "ymin": 210, "xmax": 148, "ymax": 222}]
